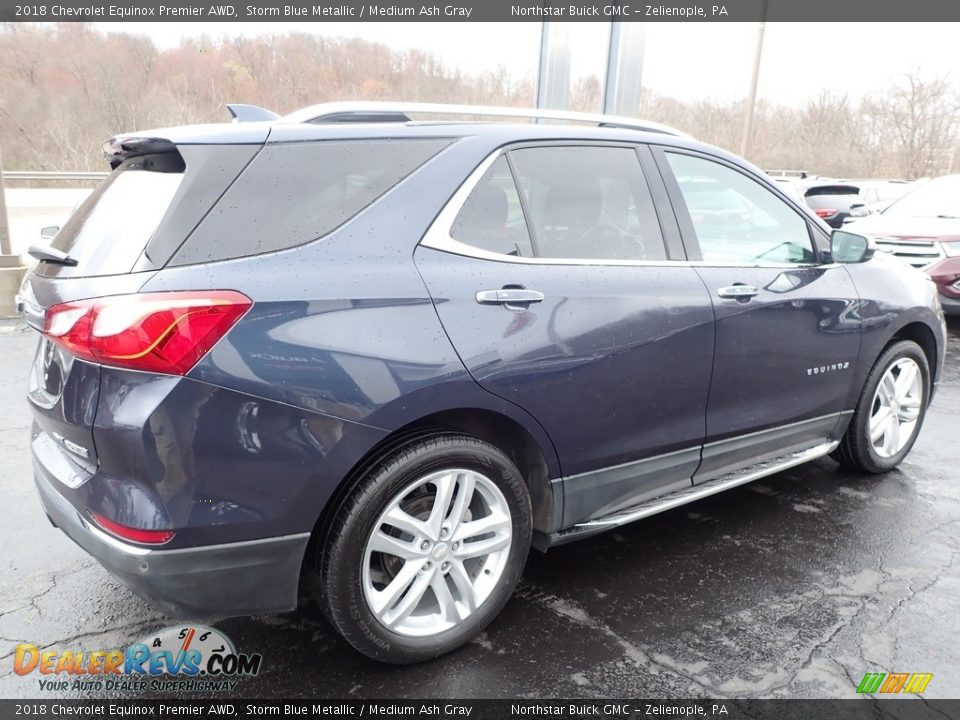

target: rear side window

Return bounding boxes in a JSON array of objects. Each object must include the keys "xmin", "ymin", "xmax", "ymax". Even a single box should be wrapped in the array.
[
  {"xmin": 510, "ymin": 146, "xmax": 667, "ymax": 261},
  {"xmin": 451, "ymin": 156, "xmax": 533, "ymax": 257},
  {"xmin": 449, "ymin": 145, "xmax": 667, "ymax": 262},
  {"xmin": 36, "ymin": 154, "xmax": 184, "ymax": 278},
  {"xmin": 172, "ymin": 139, "xmax": 449, "ymax": 265}
]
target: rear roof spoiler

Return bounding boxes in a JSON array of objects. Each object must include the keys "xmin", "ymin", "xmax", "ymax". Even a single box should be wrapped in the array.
[
  {"xmin": 226, "ymin": 104, "xmax": 280, "ymax": 123},
  {"xmin": 101, "ymin": 136, "xmax": 178, "ymax": 169}
]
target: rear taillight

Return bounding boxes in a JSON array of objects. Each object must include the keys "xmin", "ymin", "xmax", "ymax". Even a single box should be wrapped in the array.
[
  {"xmin": 43, "ymin": 291, "xmax": 251, "ymax": 375},
  {"xmin": 814, "ymin": 208, "xmax": 839, "ymax": 219},
  {"xmin": 89, "ymin": 511, "xmax": 175, "ymax": 545}
]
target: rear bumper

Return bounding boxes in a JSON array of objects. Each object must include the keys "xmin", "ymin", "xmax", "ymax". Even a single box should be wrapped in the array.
[{"xmin": 34, "ymin": 459, "xmax": 310, "ymax": 619}]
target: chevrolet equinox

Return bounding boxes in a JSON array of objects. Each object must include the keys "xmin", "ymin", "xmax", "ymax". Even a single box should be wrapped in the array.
[{"xmin": 20, "ymin": 102, "xmax": 946, "ymax": 663}]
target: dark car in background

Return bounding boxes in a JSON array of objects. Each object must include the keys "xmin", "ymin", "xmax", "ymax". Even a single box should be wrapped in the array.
[
  {"xmin": 802, "ymin": 182, "xmax": 865, "ymax": 228},
  {"xmin": 845, "ymin": 174, "xmax": 960, "ymax": 314},
  {"xmin": 19, "ymin": 102, "xmax": 946, "ymax": 663}
]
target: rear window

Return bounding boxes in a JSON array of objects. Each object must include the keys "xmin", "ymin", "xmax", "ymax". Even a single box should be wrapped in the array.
[
  {"xmin": 171, "ymin": 139, "xmax": 449, "ymax": 265},
  {"xmin": 884, "ymin": 176, "xmax": 960, "ymax": 218},
  {"xmin": 804, "ymin": 185, "xmax": 859, "ymax": 196},
  {"xmin": 805, "ymin": 194, "xmax": 861, "ymax": 209},
  {"xmin": 37, "ymin": 154, "xmax": 184, "ymax": 277}
]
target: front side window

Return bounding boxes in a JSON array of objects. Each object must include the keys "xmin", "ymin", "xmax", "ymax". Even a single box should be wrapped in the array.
[{"xmin": 666, "ymin": 152, "xmax": 817, "ymax": 265}]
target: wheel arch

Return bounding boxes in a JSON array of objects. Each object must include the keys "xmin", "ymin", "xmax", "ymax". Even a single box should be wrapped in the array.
[
  {"xmin": 304, "ymin": 405, "xmax": 562, "ymax": 583},
  {"xmin": 886, "ymin": 320, "xmax": 940, "ymax": 395}
]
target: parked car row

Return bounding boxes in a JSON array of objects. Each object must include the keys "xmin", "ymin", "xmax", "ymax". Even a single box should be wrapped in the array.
[
  {"xmin": 767, "ymin": 173, "xmax": 915, "ymax": 223},
  {"xmin": 767, "ymin": 170, "xmax": 958, "ymax": 314},
  {"xmin": 845, "ymin": 174, "xmax": 960, "ymax": 315}
]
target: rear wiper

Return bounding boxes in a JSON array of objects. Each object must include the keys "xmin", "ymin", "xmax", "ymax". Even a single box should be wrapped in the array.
[
  {"xmin": 28, "ymin": 245, "xmax": 78, "ymax": 266},
  {"xmin": 936, "ymin": 214, "xmax": 959, "ymax": 219}
]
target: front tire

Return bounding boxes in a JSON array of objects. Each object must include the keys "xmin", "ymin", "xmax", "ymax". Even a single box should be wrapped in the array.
[
  {"xmin": 833, "ymin": 340, "xmax": 930, "ymax": 474},
  {"xmin": 316, "ymin": 434, "xmax": 532, "ymax": 663}
]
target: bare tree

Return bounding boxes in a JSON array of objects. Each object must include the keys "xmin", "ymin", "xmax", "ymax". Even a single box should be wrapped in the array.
[
  {"xmin": 0, "ymin": 25, "xmax": 957, "ymax": 180},
  {"xmin": 864, "ymin": 72, "xmax": 959, "ymax": 178}
]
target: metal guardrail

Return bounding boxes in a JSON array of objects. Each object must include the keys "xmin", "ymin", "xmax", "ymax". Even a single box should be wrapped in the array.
[{"xmin": 3, "ymin": 171, "xmax": 109, "ymax": 181}]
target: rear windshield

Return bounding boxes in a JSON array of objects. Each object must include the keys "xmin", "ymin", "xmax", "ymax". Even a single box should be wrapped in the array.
[
  {"xmin": 883, "ymin": 176, "xmax": 960, "ymax": 218},
  {"xmin": 171, "ymin": 138, "xmax": 450, "ymax": 265},
  {"xmin": 805, "ymin": 193, "xmax": 861, "ymax": 209},
  {"xmin": 804, "ymin": 185, "xmax": 859, "ymax": 196},
  {"xmin": 37, "ymin": 154, "xmax": 184, "ymax": 277}
]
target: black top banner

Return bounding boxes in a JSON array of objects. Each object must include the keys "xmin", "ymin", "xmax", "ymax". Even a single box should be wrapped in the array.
[
  {"xmin": 1, "ymin": 0, "xmax": 960, "ymax": 22},
  {"xmin": 1, "ymin": 700, "xmax": 960, "ymax": 720}
]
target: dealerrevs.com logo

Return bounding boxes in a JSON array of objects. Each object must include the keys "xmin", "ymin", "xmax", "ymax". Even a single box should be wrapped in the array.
[{"xmin": 13, "ymin": 625, "xmax": 262, "ymax": 693}]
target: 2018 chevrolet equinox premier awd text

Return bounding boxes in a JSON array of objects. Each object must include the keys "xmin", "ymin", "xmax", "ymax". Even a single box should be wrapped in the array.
[{"xmin": 19, "ymin": 102, "xmax": 945, "ymax": 663}]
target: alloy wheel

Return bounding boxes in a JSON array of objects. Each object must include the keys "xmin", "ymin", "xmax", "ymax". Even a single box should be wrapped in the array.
[
  {"xmin": 361, "ymin": 468, "xmax": 513, "ymax": 637},
  {"xmin": 868, "ymin": 357, "xmax": 923, "ymax": 459}
]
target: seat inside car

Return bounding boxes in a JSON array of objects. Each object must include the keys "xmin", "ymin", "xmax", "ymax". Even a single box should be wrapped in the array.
[
  {"xmin": 453, "ymin": 183, "xmax": 511, "ymax": 253},
  {"xmin": 541, "ymin": 176, "xmax": 603, "ymax": 258}
]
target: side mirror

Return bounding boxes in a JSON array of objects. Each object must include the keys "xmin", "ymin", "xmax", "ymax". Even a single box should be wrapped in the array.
[
  {"xmin": 831, "ymin": 230, "xmax": 875, "ymax": 263},
  {"xmin": 40, "ymin": 226, "xmax": 59, "ymax": 241}
]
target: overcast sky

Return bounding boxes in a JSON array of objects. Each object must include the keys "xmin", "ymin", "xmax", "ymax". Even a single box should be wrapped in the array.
[{"xmin": 100, "ymin": 22, "xmax": 960, "ymax": 106}]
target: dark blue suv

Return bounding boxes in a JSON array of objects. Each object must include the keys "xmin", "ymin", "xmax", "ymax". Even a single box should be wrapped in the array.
[{"xmin": 20, "ymin": 103, "xmax": 946, "ymax": 663}]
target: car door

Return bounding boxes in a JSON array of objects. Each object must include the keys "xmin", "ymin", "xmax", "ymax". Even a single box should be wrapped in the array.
[
  {"xmin": 654, "ymin": 148, "xmax": 862, "ymax": 482},
  {"xmin": 415, "ymin": 143, "xmax": 715, "ymax": 527}
]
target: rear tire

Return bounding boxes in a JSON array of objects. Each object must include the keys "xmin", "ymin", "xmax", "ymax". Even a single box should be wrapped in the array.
[
  {"xmin": 832, "ymin": 340, "xmax": 930, "ymax": 474},
  {"xmin": 315, "ymin": 434, "xmax": 531, "ymax": 663}
]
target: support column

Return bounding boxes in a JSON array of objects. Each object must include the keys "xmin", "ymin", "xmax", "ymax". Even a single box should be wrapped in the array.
[{"xmin": 0, "ymin": 146, "xmax": 29, "ymax": 318}]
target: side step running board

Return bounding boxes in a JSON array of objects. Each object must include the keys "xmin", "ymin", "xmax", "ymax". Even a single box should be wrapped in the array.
[{"xmin": 550, "ymin": 440, "xmax": 839, "ymax": 545}]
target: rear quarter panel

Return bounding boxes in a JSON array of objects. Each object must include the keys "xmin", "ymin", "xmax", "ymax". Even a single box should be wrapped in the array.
[{"xmin": 135, "ymin": 135, "xmax": 563, "ymax": 541}]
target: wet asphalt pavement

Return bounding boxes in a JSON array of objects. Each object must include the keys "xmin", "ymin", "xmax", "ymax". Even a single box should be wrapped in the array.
[{"xmin": 1, "ymin": 319, "xmax": 958, "ymax": 700}]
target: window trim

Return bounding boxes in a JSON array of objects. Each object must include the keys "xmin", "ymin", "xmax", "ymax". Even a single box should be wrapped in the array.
[
  {"xmin": 651, "ymin": 145, "xmax": 832, "ymax": 268},
  {"xmin": 420, "ymin": 141, "xmax": 682, "ymax": 267},
  {"xmin": 503, "ymin": 152, "xmax": 541, "ymax": 256}
]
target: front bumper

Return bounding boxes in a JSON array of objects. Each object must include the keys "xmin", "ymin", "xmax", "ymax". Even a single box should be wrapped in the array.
[
  {"xmin": 939, "ymin": 294, "xmax": 960, "ymax": 316},
  {"xmin": 34, "ymin": 459, "xmax": 310, "ymax": 619}
]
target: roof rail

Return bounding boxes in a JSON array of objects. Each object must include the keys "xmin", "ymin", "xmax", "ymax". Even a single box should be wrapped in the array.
[{"xmin": 280, "ymin": 102, "xmax": 687, "ymax": 137}]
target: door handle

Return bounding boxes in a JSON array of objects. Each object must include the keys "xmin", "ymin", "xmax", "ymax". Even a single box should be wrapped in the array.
[
  {"xmin": 717, "ymin": 285, "xmax": 759, "ymax": 300},
  {"xmin": 475, "ymin": 288, "xmax": 545, "ymax": 306}
]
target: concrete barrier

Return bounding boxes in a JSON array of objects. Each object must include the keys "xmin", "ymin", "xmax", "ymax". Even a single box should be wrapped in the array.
[
  {"xmin": 1, "ymin": 188, "xmax": 92, "ymax": 317},
  {"xmin": 5, "ymin": 188, "xmax": 93, "ymax": 263}
]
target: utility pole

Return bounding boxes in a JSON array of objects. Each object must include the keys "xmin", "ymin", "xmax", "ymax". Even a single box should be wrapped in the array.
[{"xmin": 739, "ymin": 0, "xmax": 769, "ymax": 158}]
